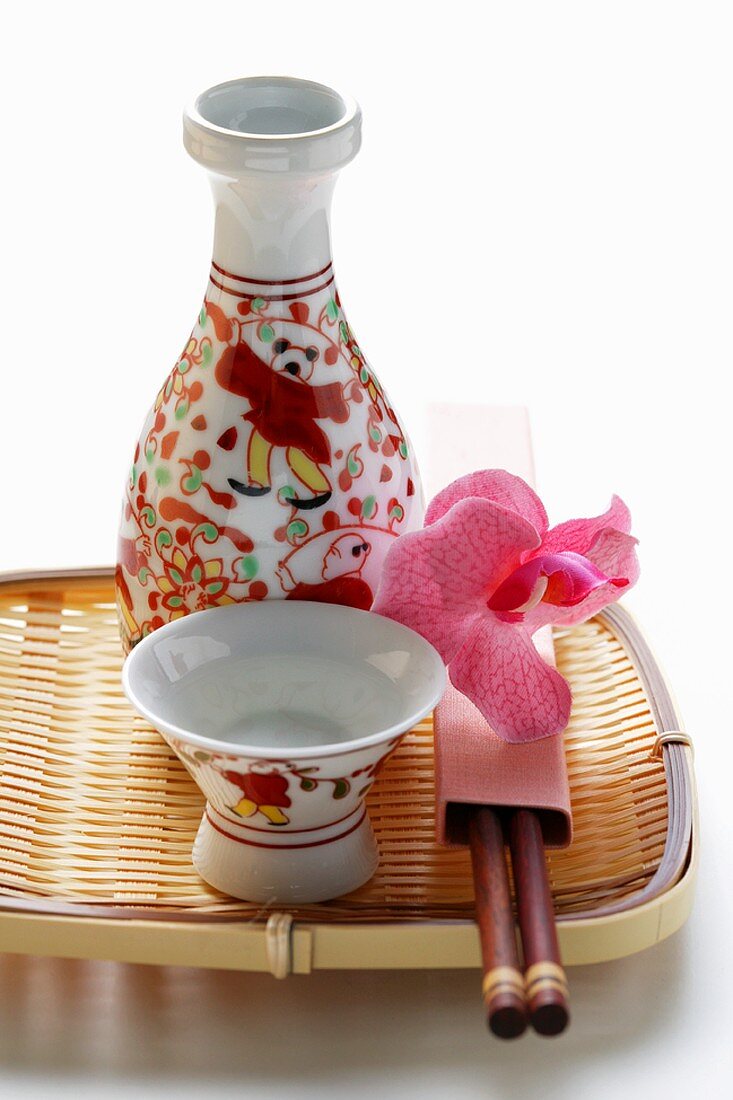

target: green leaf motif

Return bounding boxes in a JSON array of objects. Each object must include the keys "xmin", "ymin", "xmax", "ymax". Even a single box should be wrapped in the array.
[
  {"xmin": 168, "ymin": 567, "xmax": 184, "ymax": 587},
  {"xmin": 389, "ymin": 504, "xmax": 405, "ymax": 522},
  {"xmin": 259, "ymin": 323, "xmax": 275, "ymax": 343},
  {"xmin": 239, "ymin": 555, "xmax": 258, "ymax": 580},
  {"xmin": 286, "ymin": 520, "xmax": 308, "ymax": 540},
  {"xmin": 359, "ymin": 366, "xmax": 369, "ymax": 384},
  {"xmin": 332, "ymin": 778, "xmax": 350, "ymax": 800},
  {"xmin": 174, "ymin": 396, "xmax": 190, "ymax": 421},
  {"xmin": 369, "ymin": 426, "xmax": 382, "ymax": 443},
  {"xmin": 140, "ymin": 505, "xmax": 156, "ymax": 528},
  {"xmin": 399, "ymin": 440, "xmax": 409, "ymax": 459},
  {"xmin": 177, "ymin": 358, "xmax": 190, "ymax": 375},
  {"xmin": 252, "ymin": 297, "xmax": 266, "ymax": 311},
  {"xmin": 155, "ymin": 466, "xmax": 171, "ymax": 487},
  {"xmin": 182, "ymin": 465, "xmax": 202, "ymax": 493},
  {"xmin": 339, "ymin": 321, "xmax": 349, "ymax": 343},
  {"xmin": 155, "ymin": 529, "xmax": 173, "ymax": 552},
  {"xmin": 199, "ymin": 308, "xmax": 206, "ymax": 327},
  {"xmin": 145, "ymin": 448, "xmax": 154, "ymax": 465},
  {"xmin": 190, "ymin": 563, "xmax": 203, "ymax": 584},
  {"xmin": 299, "ymin": 777, "xmax": 317, "ymax": 792},
  {"xmin": 206, "ymin": 580, "xmax": 224, "ymax": 596},
  {"xmin": 201, "ymin": 343, "xmax": 213, "ymax": 367},
  {"xmin": 362, "ymin": 495, "xmax": 377, "ymax": 520},
  {"xmin": 347, "ymin": 445, "xmax": 363, "ymax": 478},
  {"xmin": 138, "ymin": 567, "xmax": 151, "ymax": 585},
  {"xmin": 326, "ymin": 299, "xmax": 338, "ymax": 321},
  {"xmin": 167, "ymin": 595, "xmax": 183, "ymax": 608},
  {"xmin": 192, "ymin": 522, "xmax": 218, "ymax": 544}
]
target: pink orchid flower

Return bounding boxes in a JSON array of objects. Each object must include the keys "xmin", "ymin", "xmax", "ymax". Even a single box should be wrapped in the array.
[{"xmin": 372, "ymin": 470, "xmax": 639, "ymax": 743}]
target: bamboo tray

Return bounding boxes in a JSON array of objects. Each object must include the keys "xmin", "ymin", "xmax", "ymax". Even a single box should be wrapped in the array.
[{"xmin": 0, "ymin": 568, "xmax": 697, "ymax": 976}]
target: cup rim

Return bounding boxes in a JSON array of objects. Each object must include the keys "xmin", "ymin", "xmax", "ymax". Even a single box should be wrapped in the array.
[{"xmin": 122, "ymin": 602, "xmax": 446, "ymax": 760}]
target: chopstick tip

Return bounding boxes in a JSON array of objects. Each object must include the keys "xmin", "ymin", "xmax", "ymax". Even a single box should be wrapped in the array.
[
  {"xmin": 487, "ymin": 1001, "xmax": 528, "ymax": 1040},
  {"xmin": 531, "ymin": 1001, "xmax": 570, "ymax": 1037}
]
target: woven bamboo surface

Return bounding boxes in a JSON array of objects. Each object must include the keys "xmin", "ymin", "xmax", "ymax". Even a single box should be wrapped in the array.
[{"xmin": 0, "ymin": 573, "xmax": 668, "ymax": 922}]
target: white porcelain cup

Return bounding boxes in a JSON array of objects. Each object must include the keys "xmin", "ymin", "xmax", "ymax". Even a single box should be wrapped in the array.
[{"xmin": 122, "ymin": 601, "xmax": 445, "ymax": 903}]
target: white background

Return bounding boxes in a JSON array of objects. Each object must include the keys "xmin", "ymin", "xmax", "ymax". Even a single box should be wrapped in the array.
[{"xmin": 1, "ymin": 1, "xmax": 731, "ymax": 1097}]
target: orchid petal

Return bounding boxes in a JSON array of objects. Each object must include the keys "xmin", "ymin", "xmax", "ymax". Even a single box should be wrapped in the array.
[
  {"xmin": 449, "ymin": 617, "xmax": 572, "ymax": 742},
  {"xmin": 585, "ymin": 527, "xmax": 641, "ymax": 580},
  {"xmin": 425, "ymin": 470, "xmax": 548, "ymax": 536},
  {"xmin": 539, "ymin": 495, "xmax": 631, "ymax": 557},
  {"xmin": 486, "ymin": 556, "xmax": 545, "ymax": 616},
  {"xmin": 373, "ymin": 497, "xmax": 540, "ymax": 663},
  {"xmin": 521, "ymin": 531, "xmax": 639, "ymax": 630},
  {"xmin": 488, "ymin": 551, "xmax": 619, "ymax": 615}
]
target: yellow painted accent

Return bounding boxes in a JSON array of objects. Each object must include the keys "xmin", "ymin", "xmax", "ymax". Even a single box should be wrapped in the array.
[
  {"xmin": 248, "ymin": 431, "xmax": 272, "ymax": 487},
  {"xmin": 260, "ymin": 805, "xmax": 289, "ymax": 825},
  {"xmin": 118, "ymin": 599, "xmax": 138, "ymax": 634},
  {"xmin": 287, "ymin": 448, "xmax": 329, "ymax": 493},
  {"xmin": 204, "ymin": 560, "xmax": 222, "ymax": 578},
  {"xmin": 157, "ymin": 577, "xmax": 173, "ymax": 594},
  {"xmin": 232, "ymin": 798, "xmax": 257, "ymax": 818}
]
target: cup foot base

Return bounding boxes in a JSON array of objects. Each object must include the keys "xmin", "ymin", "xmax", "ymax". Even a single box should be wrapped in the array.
[{"xmin": 192, "ymin": 804, "xmax": 379, "ymax": 904}]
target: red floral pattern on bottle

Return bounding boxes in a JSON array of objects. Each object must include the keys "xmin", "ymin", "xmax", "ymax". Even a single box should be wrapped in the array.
[
  {"xmin": 155, "ymin": 548, "xmax": 234, "ymax": 618},
  {"xmin": 116, "ymin": 271, "xmax": 422, "ymax": 652}
]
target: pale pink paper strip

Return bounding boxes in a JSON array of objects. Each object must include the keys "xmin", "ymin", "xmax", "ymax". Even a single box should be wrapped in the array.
[{"xmin": 428, "ymin": 404, "xmax": 572, "ymax": 849}]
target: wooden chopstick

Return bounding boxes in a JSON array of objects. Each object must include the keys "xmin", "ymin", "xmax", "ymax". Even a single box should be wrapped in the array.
[
  {"xmin": 509, "ymin": 809, "xmax": 570, "ymax": 1036},
  {"xmin": 468, "ymin": 807, "xmax": 528, "ymax": 1038}
]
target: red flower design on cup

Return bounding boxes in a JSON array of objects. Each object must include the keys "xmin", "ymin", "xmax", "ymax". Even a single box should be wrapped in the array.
[{"xmin": 220, "ymin": 767, "xmax": 292, "ymax": 826}]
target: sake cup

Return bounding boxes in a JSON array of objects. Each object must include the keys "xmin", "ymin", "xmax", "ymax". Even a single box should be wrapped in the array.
[{"xmin": 122, "ymin": 601, "xmax": 445, "ymax": 904}]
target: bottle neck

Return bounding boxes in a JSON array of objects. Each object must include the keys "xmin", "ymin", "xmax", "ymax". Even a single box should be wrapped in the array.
[{"xmin": 208, "ymin": 173, "xmax": 336, "ymax": 282}]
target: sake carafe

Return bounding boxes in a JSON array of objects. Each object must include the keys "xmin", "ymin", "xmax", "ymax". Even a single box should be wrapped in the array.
[{"xmin": 116, "ymin": 76, "xmax": 423, "ymax": 651}]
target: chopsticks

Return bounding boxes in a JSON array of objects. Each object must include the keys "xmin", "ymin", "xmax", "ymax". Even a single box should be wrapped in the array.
[
  {"xmin": 469, "ymin": 805, "xmax": 570, "ymax": 1038},
  {"xmin": 425, "ymin": 406, "xmax": 573, "ymax": 1040},
  {"xmin": 469, "ymin": 808, "xmax": 528, "ymax": 1038},
  {"xmin": 509, "ymin": 809, "xmax": 570, "ymax": 1036}
]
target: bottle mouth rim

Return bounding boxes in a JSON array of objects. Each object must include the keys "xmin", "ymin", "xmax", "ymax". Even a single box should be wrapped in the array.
[
  {"xmin": 183, "ymin": 76, "xmax": 362, "ymax": 175},
  {"xmin": 187, "ymin": 75, "xmax": 360, "ymax": 141}
]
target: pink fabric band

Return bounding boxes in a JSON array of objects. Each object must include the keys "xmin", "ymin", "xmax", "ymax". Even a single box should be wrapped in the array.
[{"xmin": 428, "ymin": 405, "xmax": 572, "ymax": 849}]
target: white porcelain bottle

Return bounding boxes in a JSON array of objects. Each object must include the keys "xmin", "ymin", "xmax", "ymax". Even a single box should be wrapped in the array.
[{"xmin": 116, "ymin": 77, "xmax": 423, "ymax": 651}]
